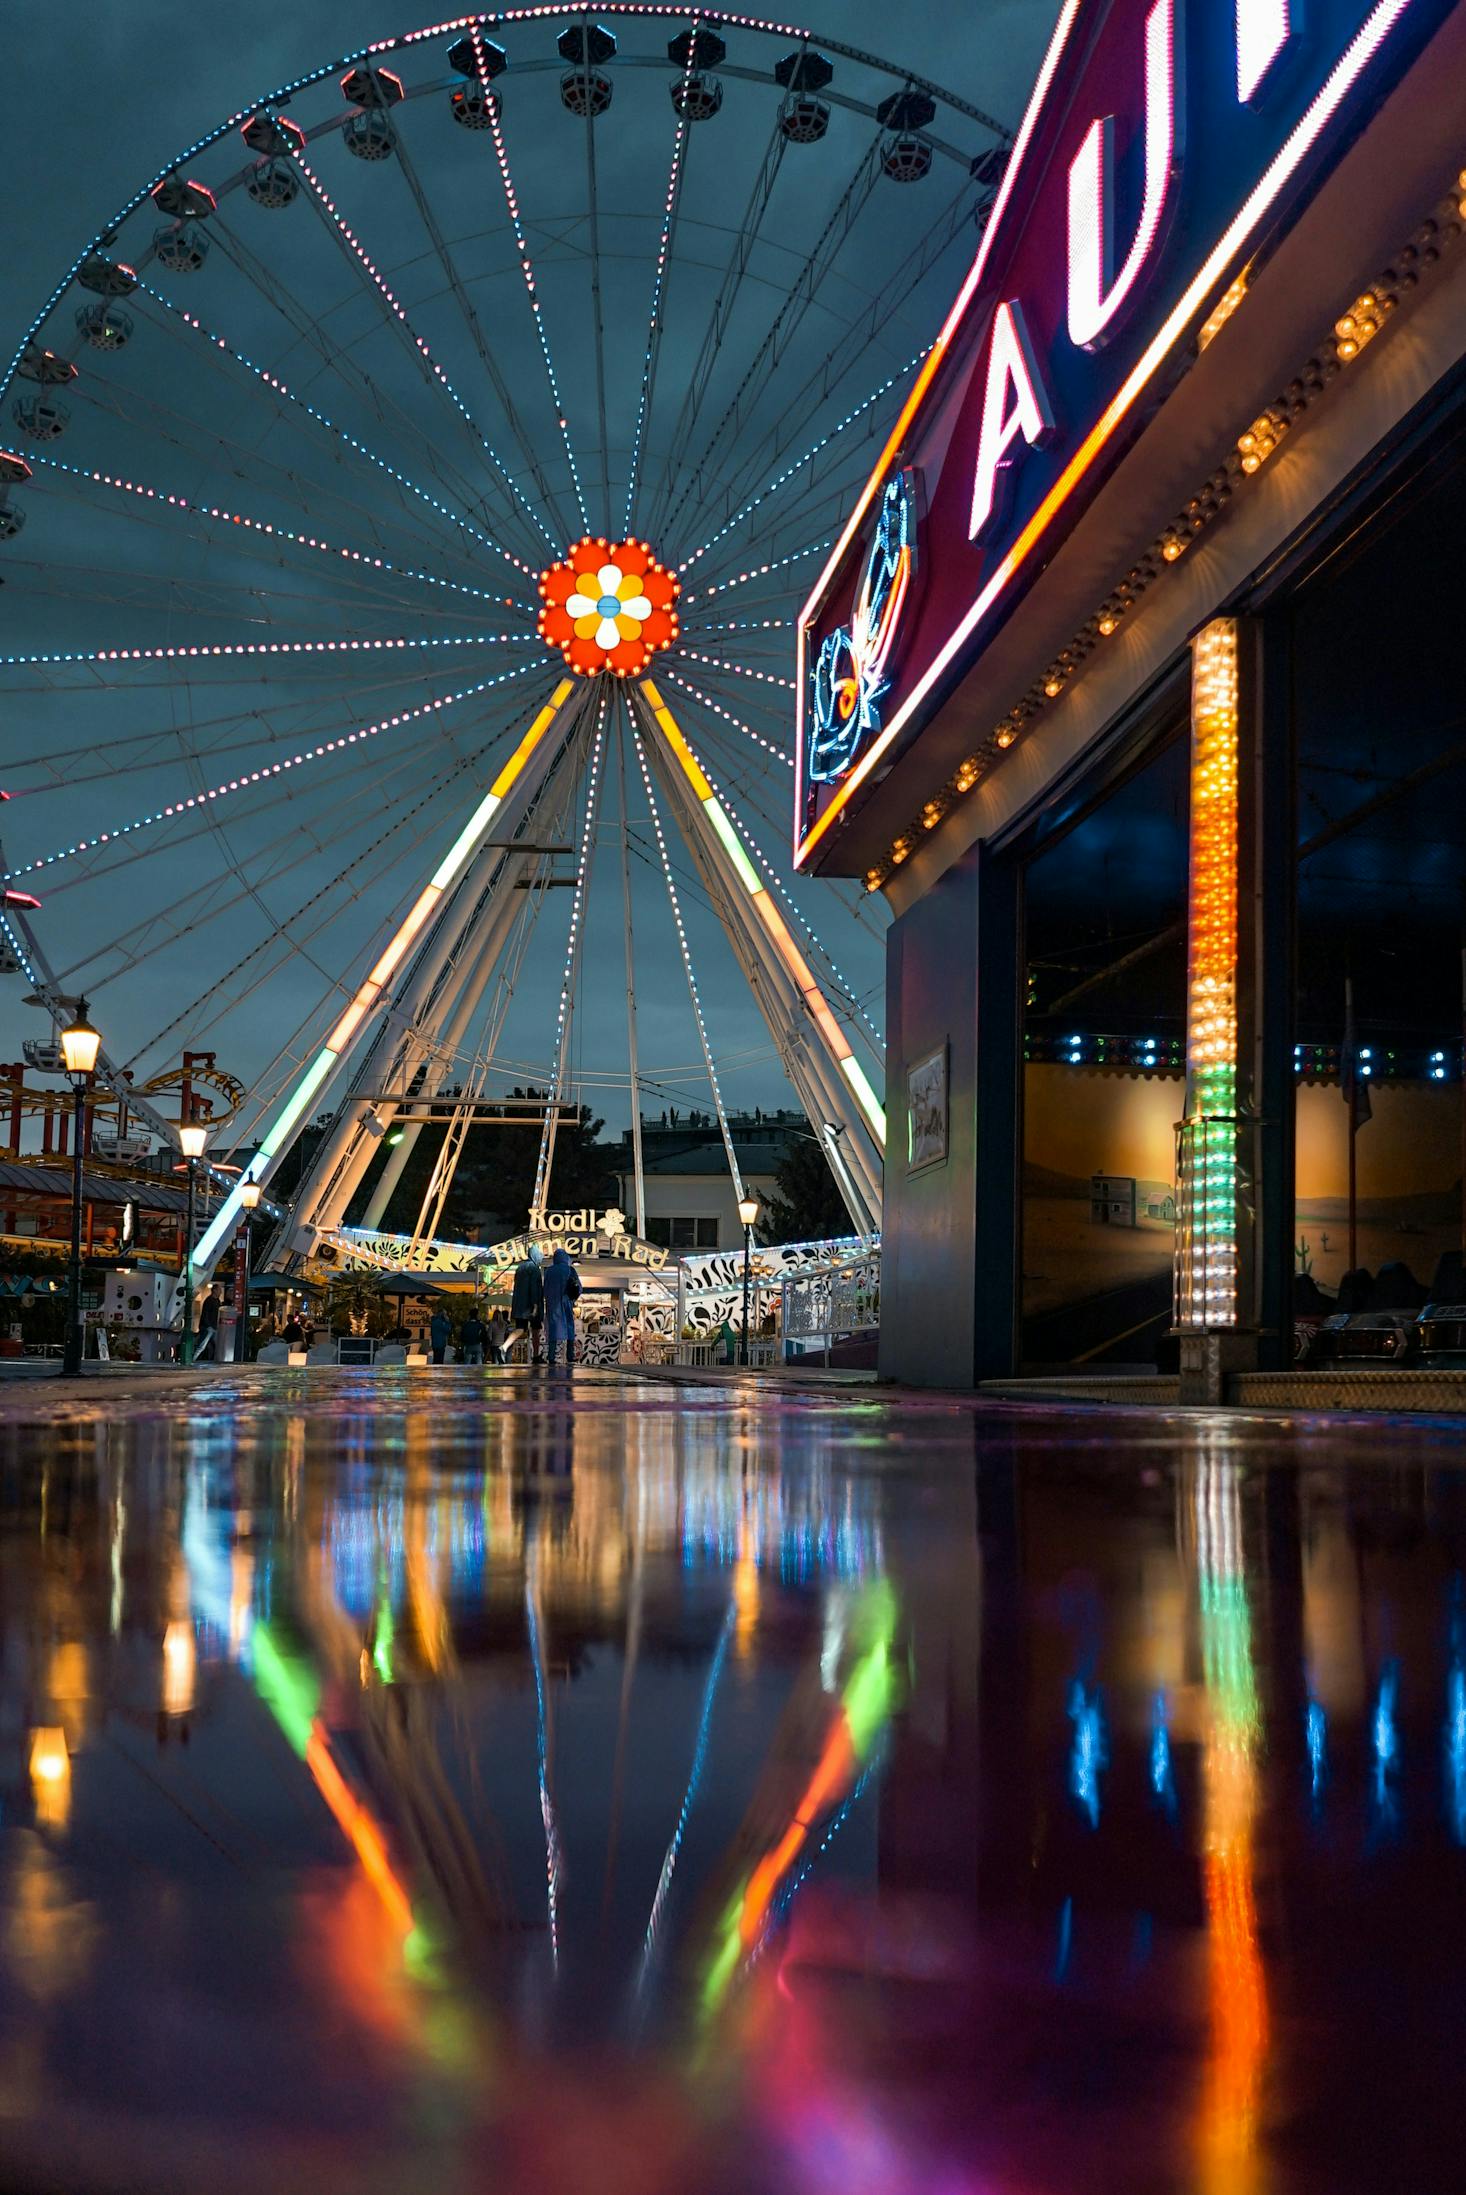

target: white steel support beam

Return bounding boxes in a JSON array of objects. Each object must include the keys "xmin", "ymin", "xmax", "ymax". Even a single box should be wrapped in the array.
[{"xmin": 199, "ymin": 679, "xmax": 581, "ymax": 1275}]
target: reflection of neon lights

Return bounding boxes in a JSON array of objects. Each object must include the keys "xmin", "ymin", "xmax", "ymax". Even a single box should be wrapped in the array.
[
  {"xmin": 526, "ymin": 1578, "xmax": 561, "ymax": 1970},
  {"xmin": 252, "ymin": 1623, "xmax": 414, "ymax": 1938},
  {"xmin": 1373, "ymin": 1662, "xmax": 1400, "ymax": 1820},
  {"xmin": 640, "ymin": 1598, "xmax": 737, "ymax": 1985},
  {"xmin": 643, "ymin": 678, "xmax": 885, "ymax": 1150},
  {"xmin": 1196, "ymin": 1457, "xmax": 1266, "ymax": 2189},
  {"xmin": 1068, "ymin": 1681, "xmax": 1107, "ymax": 1827},
  {"xmin": 194, "ymin": 679, "xmax": 574, "ymax": 1268},
  {"xmin": 700, "ymin": 1580, "xmax": 897, "ymax": 2018},
  {"xmin": 1151, "ymin": 1691, "xmax": 1176, "ymax": 1814},
  {"xmin": 1448, "ymin": 1665, "xmax": 1466, "ymax": 1844},
  {"xmin": 1306, "ymin": 1699, "xmax": 1328, "ymax": 1804}
]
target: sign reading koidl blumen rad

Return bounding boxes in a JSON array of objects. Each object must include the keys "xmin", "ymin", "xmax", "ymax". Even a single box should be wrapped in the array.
[
  {"xmin": 490, "ymin": 1207, "xmax": 669, "ymax": 1271},
  {"xmin": 795, "ymin": 0, "xmax": 1440, "ymax": 869}
]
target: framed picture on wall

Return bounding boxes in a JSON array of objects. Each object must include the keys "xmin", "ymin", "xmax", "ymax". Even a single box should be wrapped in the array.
[{"xmin": 906, "ymin": 1042, "xmax": 949, "ymax": 1172}]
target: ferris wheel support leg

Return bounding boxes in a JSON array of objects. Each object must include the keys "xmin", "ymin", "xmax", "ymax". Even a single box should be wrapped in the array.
[
  {"xmin": 615, "ymin": 706, "xmax": 648, "ymax": 1238},
  {"xmin": 279, "ymin": 690, "xmax": 590, "ymax": 1254},
  {"xmin": 635, "ymin": 679, "xmax": 885, "ymax": 1213},
  {"xmin": 200, "ymin": 679, "xmax": 580, "ymax": 1278},
  {"xmin": 634, "ymin": 716, "xmax": 881, "ymax": 1235}
]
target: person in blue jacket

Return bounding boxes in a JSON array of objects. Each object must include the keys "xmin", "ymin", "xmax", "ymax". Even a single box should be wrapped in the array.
[
  {"xmin": 542, "ymin": 1246, "xmax": 582, "ymax": 1370},
  {"xmin": 510, "ymin": 1244, "xmax": 546, "ymax": 1363}
]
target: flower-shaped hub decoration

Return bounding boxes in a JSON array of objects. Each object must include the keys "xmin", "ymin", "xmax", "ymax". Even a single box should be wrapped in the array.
[{"xmin": 537, "ymin": 536, "xmax": 680, "ymax": 676}]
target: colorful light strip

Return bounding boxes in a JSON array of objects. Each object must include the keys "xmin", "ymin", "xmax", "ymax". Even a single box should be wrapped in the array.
[
  {"xmin": 796, "ymin": 0, "xmax": 1421, "ymax": 864},
  {"xmin": 193, "ymin": 678, "xmax": 573, "ymax": 1268},
  {"xmin": 1179, "ymin": 620, "xmax": 1239, "ymax": 1329},
  {"xmin": 9, "ymin": 658, "xmax": 542, "ymax": 879},
  {"xmin": 642, "ymin": 677, "xmax": 886, "ymax": 1149}
]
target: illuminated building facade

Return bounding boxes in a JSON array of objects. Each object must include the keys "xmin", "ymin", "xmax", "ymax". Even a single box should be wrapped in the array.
[{"xmin": 799, "ymin": 0, "xmax": 1466, "ymax": 1387}]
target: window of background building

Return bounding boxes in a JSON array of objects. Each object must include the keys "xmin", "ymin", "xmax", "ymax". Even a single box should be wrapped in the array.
[{"xmin": 643, "ymin": 1217, "xmax": 720, "ymax": 1249}]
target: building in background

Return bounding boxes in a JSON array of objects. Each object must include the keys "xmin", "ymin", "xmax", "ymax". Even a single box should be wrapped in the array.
[
  {"xmin": 613, "ymin": 1109, "xmax": 803, "ymax": 1249},
  {"xmin": 799, "ymin": 0, "xmax": 1466, "ymax": 1385}
]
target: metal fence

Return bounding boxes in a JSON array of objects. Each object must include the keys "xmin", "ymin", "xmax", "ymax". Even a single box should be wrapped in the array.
[{"xmin": 781, "ymin": 1248, "xmax": 881, "ymax": 1358}]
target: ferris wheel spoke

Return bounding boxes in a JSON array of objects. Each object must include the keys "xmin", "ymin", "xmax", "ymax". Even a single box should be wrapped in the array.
[
  {"xmin": 0, "ymin": 628, "xmax": 526, "ymax": 694},
  {"xmin": 706, "ymin": 171, "xmax": 981, "ymax": 525},
  {"xmin": 576, "ymin": 44, "xmax": 613, "ymax": 532},
  {"xmin": 135, "ymin": 280, "xmax": 545, "ymax": 584},
  {"xmin": 676, "ymin": 645, "xmax": 793, "ymax": 694},
  {"xmin": 660, "ymin": 135, "xmax": 881, "ymax": 551},
  {"xmin": 207, "ymin": 213, "xmax": 544, "ymax": 569},
  {"xmin": 477, "ymin": 62, "xmax": 591, "ymax": 536},
  {"xmin": 654, "ymin": 665, "xmax": 791, "ymax": 769},
  {"xmin": 9, "ymin": 657, "xmax": 544, "ymax": 882},
  {"xmin": 621, "ymin": 25, "xmax": 702, "ymax": 538},
  {"xmin": 294, "ymin": 149, "xmax": 558, "ymax": 563},
  {"xmin": 630, "ymin": 709, "xmax": 746, "ymax": 1202},
  {"xmin": 119, "ymin": 744, "xmax": 497, "ymax": 1071},
  {"xmin": 643, "ymin": 114, "xmax": 787, "ymax": 543},
  {"xmin": 676, "ymin": 341, "xmax": 926, "ymax": 576},
  {"xmin": 389, "ymin": 130, "xmax": 565, "ymax": 554},
  {"xmin": 679, "ymin": 534, "xmax": 834, "ymax": 612},
  {"xmin": 23, "ymin": 449, "xmax": 520, "ymax": 614},
  {"xmin": 534, "ymin": 687, "xmax": 610, "ymax": 1209}
]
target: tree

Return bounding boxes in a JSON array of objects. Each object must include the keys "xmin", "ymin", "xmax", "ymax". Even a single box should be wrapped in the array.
[
  {"xmin": 350, "ymin": 1089, "xmax": 619, "ymax": 1239},
  {"xmin": 761, "ymin": 1135, "xmax": 851, "ymax": 1245}
]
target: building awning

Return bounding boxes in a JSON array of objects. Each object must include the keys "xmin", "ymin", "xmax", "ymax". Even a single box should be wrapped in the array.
[{"xmin": 0, "ymin": 1160, "xmax": 207, "ymax": 1218}]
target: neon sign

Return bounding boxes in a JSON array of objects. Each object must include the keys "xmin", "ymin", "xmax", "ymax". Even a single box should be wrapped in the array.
[
  {"xmin": 796, "ymin": 0, "xmax": 1439, "ymax": 868},
  {"xmin": 807, "ymin": 469, "xmax": 919, "ymax": 783}
]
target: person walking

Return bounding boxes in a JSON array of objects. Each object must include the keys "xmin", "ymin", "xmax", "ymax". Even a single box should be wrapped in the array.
[
  {"xmin": 511, "ymin": 1244, "xmax": 546, "ymax": 1364},
  {"xmin": 196, "ymin": 1287, "xmax": 222, "ymax": 1361},
  {"xmin": 486, "ymin": 1308, "xmax": 509, "ymax": 1365},
  {"xmin": 543, "ymin": 1245, "xmax": 582, "ymax": 1371},
  {"xmin": 460, "ymin": 1307, "xmax": 485, "ymax": 1365},
  {"xmin": 429, "ymin": 1307, "xmax": 451, "ymax": 1365}
]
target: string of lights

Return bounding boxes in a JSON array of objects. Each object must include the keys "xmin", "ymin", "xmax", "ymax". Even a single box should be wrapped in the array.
[
  {"xmin": 137, "ymin": 281, "xmax": 542, "ymax": 583},
  {"xmin": 533, "ymin": 690, "xmax": 609, "ymax": 1210},
  {"xmin": 631, "ymin": 710, "xmax": 747, "ymax": 1202},
  {"xmin": 621, "ymin": 18, "xmax": 702, "ymax": 534},
  {"xmin": 7, "ymin": 658, "xmax": 544, "ymax": 880}
]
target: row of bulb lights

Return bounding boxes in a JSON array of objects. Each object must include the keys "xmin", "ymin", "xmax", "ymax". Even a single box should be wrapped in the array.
[{"xmin": 865, "ymin": 167, "xmax": 1466, "ymax": 893}]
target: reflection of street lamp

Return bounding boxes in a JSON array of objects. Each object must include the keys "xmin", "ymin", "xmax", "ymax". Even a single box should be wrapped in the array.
[
  {"xmin": 28, "ymin": 1726, "xmax": 71, "ymax": 1829},
  {"xmin": 737, "ymin": 1194, "xmax": 761, "ymax": 1368},
  {"xmin": 59, "ymin": 1001, "xmax": 101, "ymax": 1377},
  {"xmin": 178, "ymin": 1117, "xmax": 210, "ymax": 1365}
]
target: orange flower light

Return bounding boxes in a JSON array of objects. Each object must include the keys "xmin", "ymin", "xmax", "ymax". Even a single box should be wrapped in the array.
[{"xmin": 538, "ymin": 536, "xmax": 680, "ymax": 677}]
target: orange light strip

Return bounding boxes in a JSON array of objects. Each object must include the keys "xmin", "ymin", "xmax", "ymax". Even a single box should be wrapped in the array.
[
  {"xmin": 796, "ymin": 0, "xmax": 1421, "ymax": 866},
  {"xmin": 305, "ymin": 1723, "xmax": 414, "ymax": 1937}
]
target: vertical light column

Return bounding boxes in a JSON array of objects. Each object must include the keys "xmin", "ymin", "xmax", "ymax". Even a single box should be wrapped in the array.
[{"xmin": 1179, "ymin": 620, "xmax": 1240, "ymax": 1330}]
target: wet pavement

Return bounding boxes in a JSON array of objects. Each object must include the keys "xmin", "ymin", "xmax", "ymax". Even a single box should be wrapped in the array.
[{"xmin": 2, "ymin": 1369, "xmax": 1465, "ymax": 2194}]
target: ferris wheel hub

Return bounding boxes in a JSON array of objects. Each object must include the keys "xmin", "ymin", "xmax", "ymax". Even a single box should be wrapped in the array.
[{"xmin": 536, "ymin": 535, "xmax": 681, "ymax": 678}]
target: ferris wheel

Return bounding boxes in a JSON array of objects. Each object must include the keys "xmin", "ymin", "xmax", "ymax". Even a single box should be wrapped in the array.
[{"xmin": 0, "ymin": 9, "xmax": 1010, "ymax": 1273}]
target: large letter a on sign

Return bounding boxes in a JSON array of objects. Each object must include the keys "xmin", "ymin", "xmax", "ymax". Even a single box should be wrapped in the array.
[{"xmin": 969, "ymin": 300, "xmax": 1056, "ymax": 542}]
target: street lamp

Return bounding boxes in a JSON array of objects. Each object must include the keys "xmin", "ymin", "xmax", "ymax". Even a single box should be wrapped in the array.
[
  {"xmin": 177, "ymin": 1115, "xmax": 210, "ymax": 1365},
  {"xmin": 737, "ymin": 1193, "xmax": 761, "ymax": 1368},
  {"xmin": 237, "ymin": 1179, "xmax": 261, "ymax": 1363},
  {"xmin": 59, "ymin": 1001, "xmax": 101, "ymax": 1377}
]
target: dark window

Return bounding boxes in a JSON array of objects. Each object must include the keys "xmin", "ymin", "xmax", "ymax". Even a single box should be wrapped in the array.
[
  {"xmin": 670, "ymin": 1216, "xmax": 696, "ymax": 1248},
  {"xmin": 696, "ymin": 1218, "xmax": 719, "ymax": 1248},
  {"xmin": 645, "ymin": 1217, "xmax": 672, "ymax": 1247}
]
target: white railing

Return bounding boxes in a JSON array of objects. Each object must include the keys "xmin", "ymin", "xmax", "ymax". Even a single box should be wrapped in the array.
[{"xmin": 781, "ymin": 1247, "xmax": 881, "ymax": 1358}]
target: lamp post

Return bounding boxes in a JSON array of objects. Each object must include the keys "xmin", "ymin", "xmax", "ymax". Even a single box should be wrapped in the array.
[
  {"xmin": 177, "ymin": 1115, "xmax": 210, "ymax": 1365},
  {"xmin": 737, "ymin": 1193, "xmax": 761, "ymax": 1368},
  {"xmin": 237, "ymin": 1179, "xmax": 261, "ymax": 1362},
  {"xmin": 59, "ymin": 1001, "xmax": 101, "ymax": 1377}
]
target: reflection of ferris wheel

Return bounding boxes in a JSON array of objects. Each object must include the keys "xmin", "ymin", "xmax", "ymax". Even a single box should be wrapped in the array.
[{"xmin": 0, "ymin": 10, "xmax": 1010, "ymax": 1273}]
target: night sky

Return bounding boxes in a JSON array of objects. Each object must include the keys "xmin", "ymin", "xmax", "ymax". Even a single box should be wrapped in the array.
[{"xmin": 3, "ymin": 4, "xmax": 1049, "ymax": 1151}]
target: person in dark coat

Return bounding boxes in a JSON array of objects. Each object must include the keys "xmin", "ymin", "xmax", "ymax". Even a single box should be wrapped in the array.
[
  {"xmin": 196, "ymin": 1287, "xmax": 222, "ymax": 1360},
  {"xmin": 460, "ymin": 1309, "xmax": 485, "ymax": 1365},
  {"xmin": 511, "ymin": 1245, "xmax": 546, "ymax": 1363},
  {"xmin": 429, "ymin": 1309, "xmax": 450, "ymax": 1365},
  {"xmin": 543, "ymin": 1246, "xmax": 582, "ymax": 1370}
]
